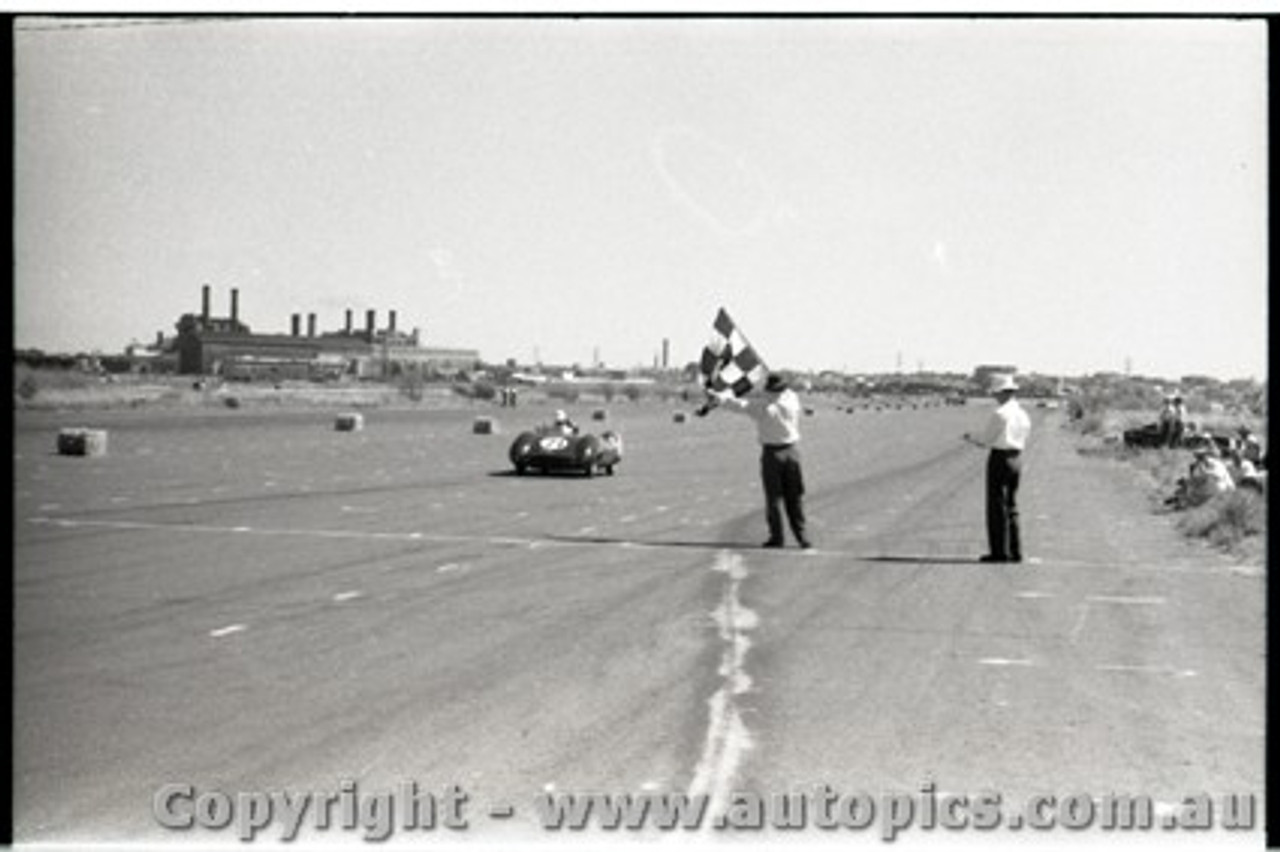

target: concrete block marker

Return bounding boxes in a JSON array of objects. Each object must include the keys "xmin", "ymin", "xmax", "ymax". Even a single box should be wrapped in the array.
[
  {"xmin": 334, "ymin": 412, "xmax": 364, "ymax": 432},
  {"xmin": 472, "ymin": 416, "xmax": 499, "ymax": 435},
  {"xmin": 57, "ymin": 428, "xmax": 108, "ymax": 457},
  {"xmin": 592, "ymin": 408, "xmax": 608, "ymax": 421},
  {"xmin": 673, "ymin": 411, "xmax": 687, "ymax": 423}
]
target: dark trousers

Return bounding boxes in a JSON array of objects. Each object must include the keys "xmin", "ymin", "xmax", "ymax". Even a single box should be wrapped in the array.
[
  {"xmin": 761, "ymin": 444, "xmax": 806, "ymax": 543},
  {"xmin": 986, "ymin": 449, "xmax": 1022, "ymax": 559}
]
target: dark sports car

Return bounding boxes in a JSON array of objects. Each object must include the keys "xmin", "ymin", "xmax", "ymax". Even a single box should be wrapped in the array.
[{"xmin": 509, "ymin": 427, "xmax": 623, "ymax": 476}]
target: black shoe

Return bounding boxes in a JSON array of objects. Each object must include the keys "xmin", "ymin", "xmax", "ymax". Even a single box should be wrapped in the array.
[
  {"xmin": 1009, "ymin": 555, "xmax": 1023, "ymax": 563},
  {"xmin": 762, "ymin": 539, "xmax": 784, "ymax": 549},
  {"xmin": 797, "ymin": 539, "xmax": 814, "ymax": 550},
  {"xmin": 978, "ymin": 554, "xmax": 1007, "ymax": 563}
]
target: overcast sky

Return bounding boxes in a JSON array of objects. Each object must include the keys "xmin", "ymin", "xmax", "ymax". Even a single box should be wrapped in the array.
[{"xmin": 13, "ymin": 16, "xmax": 1268, "ymax": 379}]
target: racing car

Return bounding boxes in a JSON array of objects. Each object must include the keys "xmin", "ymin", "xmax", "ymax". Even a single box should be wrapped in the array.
[{"xmin": 508, "ymin": 425, "xmax": 623, "ymax": 476}]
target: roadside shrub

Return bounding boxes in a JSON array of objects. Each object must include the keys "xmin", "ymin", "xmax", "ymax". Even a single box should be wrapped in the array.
[
  {"xmin": 623, "ymin": 385, "xmax": 644, "ymax": 403},
  {"xmin": 1177, "ymin": 489, "xmax": 1266, "ymax": 548},
  {"xmin": 17, "ymin": 374, "xmax": 38, "ymax": 400},
  {"xmin": 547, "ymin": 386, "xmax": 580, "ymax": 403},
  {"xmin": 396, "ymin": 369, "xmax": 424, "ymax": 402}
]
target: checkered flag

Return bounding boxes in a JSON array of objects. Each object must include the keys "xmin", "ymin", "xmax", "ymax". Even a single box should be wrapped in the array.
[{"xmin": 699, "ymin": 308, "xmax": 767, "ymax": 398}]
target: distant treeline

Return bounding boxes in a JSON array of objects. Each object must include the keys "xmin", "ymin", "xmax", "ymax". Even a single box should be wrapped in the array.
[{"xmin": 14, "ymin": 348, "xmax": 138, "ymax": 372}]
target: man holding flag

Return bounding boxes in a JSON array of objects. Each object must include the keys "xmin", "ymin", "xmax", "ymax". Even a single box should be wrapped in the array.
[{"xmin": 696, "ymin": 309, "xmax": 812, "ymax": 550}]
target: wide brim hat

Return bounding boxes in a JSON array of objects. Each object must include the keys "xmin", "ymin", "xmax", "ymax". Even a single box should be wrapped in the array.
[{"xmin": 990, "ymin": 374, "xmax": 1019, "ymax": 393}]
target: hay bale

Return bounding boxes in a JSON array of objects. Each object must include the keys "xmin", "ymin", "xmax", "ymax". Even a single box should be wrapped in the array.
[
  {"xmin": 592, "ymin": 409, "xmax": 608, "ymax": 421},
  {"xmin": 673, "ymin": 411, "xmax": 687, "ymax": 424},
  {"xmin": 473, "ymin": 416, "xmax": 499, "ymax": 435},
  {"xmin": 57, "ymin": 428, "xmax": 108, "ymax": 457},
  {"xmin": 334, "ymin": 412, "xmax": 364, "ymax": 432}
]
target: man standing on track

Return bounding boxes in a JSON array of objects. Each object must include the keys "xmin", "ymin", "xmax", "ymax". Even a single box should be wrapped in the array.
[
  {"xmin": 698, "ymin": 373, "xmax": 812, "ymax": 550},
  {"xmin": 963, "ymin": 374, "xmax": 1031, "ymax": 563}
]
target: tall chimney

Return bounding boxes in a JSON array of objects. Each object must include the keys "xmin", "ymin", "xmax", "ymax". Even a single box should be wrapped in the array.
[
  {"xmin": 291, "ymin": 313, "xmax": 301, "ymax": 337},
  {"xmin": 345, "ymin": 309, "xmax": 353, "ymax": 335},
  {"xmin": 307, "ymin": 313, "xmax": 316, "ymax": 338},
  {"xmin": 156, "ymin": 330, "xmax": 164, "ymax": 346},
  {"xmin": 389, "ymin": 310, "xmax": 397, "ymax": 333},
  {"xmin": 201, "ymin": 285, "xmax": 211, "ymax": 324},
  {"xmin": 366, "ymin": 309, "xmax": 376, "ymax": 336},
  {"xmin": 662, "ymin": 338, "xmax": 670, "ymax": 370},
  {"xmin": 230, "ymin": 288, "xmax": 239, "ymax": 326}
]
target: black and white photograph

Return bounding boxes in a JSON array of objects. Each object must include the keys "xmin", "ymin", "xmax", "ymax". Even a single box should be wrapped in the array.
[{"xmin": 10, "ymin": 10, "xmax": 1269, "ymax": 850}]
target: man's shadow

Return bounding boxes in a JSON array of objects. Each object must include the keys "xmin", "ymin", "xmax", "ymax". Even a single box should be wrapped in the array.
[{"xmin": 544, "ymin": 534, "xmax": 981, "ymax": 563}]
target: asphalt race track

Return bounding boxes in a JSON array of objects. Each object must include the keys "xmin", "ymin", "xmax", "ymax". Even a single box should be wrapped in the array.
[{"xmin": 13, "ymin": 401, "xmax": 1265, "ymax": 845}]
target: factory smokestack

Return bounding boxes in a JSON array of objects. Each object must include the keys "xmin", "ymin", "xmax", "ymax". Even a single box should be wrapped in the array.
[
  {"xmin": 345, "ymin": 309, "xmax": 353, "ymax": 335},
  {"xmin": 201, "ymin": 285, "xmax": 211, "ymax": 325},
  {"xmin": 307, "ymin": 313, "xmax": 316, "ymax": 338},
  {"xmin": 230, "ymin": 288, "xmax": 239, "ymax": 325},
  {"xmin": 389, "ymin": 310, "xmax": 397, "ymax": 333},
  {"xmin": 366, "ymin": 309, "xmax": 376, "ymax": 336},
  {"xmin": 291, "ymin": 314, "xmax": 301, "ymax": 337},
  {"xmin": 662, "ymin": 338, "xmax": 670, "ymax": 370}
]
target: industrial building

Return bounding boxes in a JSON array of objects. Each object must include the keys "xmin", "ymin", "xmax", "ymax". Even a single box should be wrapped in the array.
[{"xmin": 172, "ymin": 285, "xmax": 479, "ymax": 379}]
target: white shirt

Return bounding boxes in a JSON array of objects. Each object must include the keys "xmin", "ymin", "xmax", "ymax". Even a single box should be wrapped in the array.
[
  {"xmin": 977, "ymin": 398, "xmax": 1031, "ymax": 451},
  {"xmin": 1192, "ymin": 456, "xmax": 1235, "ymax": 496},
  {"xmin": 720, "ymin": 388, "xmax": 802, "ymax": 446}
]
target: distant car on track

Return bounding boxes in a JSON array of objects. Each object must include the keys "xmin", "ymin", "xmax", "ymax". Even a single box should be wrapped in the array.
[{"xmin": 509, "ymin": 426, "xmax": 622, "ymax": 477}]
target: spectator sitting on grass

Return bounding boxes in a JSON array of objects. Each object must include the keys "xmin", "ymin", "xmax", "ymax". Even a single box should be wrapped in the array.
[
  {"xmin": 1238, "ymin": 426, "xmax": 1264, "ymax": 467},
  {"xmin": 1227, "ymin": 448, "xmax": 1266, "ymax": 493},
  {"xmin": 1166, "ymin": 444, "xmax": 1236, "ymax": 509}
]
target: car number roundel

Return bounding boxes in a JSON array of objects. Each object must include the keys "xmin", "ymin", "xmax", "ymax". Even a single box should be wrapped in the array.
[{"xmin": 539, "ymin": 436, "xmax": 570, "ymax": 451}]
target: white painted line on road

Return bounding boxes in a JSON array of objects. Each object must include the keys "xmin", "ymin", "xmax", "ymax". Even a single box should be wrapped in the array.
[
  {"xmin": 209, "ymin": 624, "xmax": 246, "ymax": 638},
  {"xmin": 436, "ymin": 563, "xmax": 466, "ymax": 574},
  {"xmin": 977, "ymin": 658, "xmax": 1036, "ymax": 667},
  {"xmin": 619, "ymin": 514, "xmax": 638, "ymax": 523},
  {"xmin": 689, "ymin": 550, "xmax": 756, "ymax": 827},
  {"xmin": 21, "ymin": 517, "xmax": 1256, "ymax": 578},
  {"xmin": 1086, "ymin": 595, "xmax": 1167, "ymax": 606},
  {"xmin": 333, "ymin": 590, "xmax": 363, "ymax": 602},
  {"xmin": 1096, "ymin": 664, "xmax": 1198, "ymax": 677},
  {"xmin": 1014, "ymin": 591, "xmax": 1054, "ymax": 599}
]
